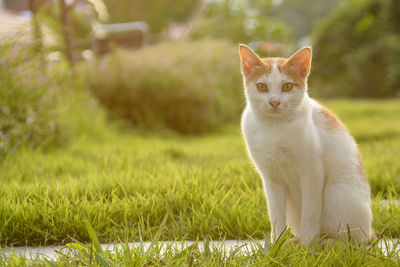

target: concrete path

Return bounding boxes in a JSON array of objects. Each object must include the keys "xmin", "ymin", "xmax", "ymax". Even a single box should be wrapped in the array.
[
  {"xmin": 0, "ymin": 9, "xmax": 30, "ymax": 39},
  {"xmin": 2, "ymin": 239, "xmax": 399, "ymax": 261}
]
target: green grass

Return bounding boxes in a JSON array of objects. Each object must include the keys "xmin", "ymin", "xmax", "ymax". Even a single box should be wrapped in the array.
[
  {"xmin": 2, "ymin": 229, "xmax": 400, "ymax": 266},
  {"xmin": 0, "ymin": 99, "xmax": 399, "ymax": 253}
]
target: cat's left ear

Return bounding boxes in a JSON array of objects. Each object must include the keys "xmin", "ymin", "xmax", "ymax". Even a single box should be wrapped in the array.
[{"xmin": 286, "ymin": 47, "xmax": 312, "ymax": 78}]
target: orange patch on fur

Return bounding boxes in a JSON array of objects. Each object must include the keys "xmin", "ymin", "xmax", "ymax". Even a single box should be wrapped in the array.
[
  {"xmin": 244, "ymin": 61, "xmax": 272, "ymax": 85},
  {"xmin": 276, "ymin": 58, "xmax": 307, "ymax": 88},
  {"xmin": 244, "ymin": 57, "xmax": 307, "ymax": 88},
  {"xmin": 240, "ymin": 45, "xmax": 311, "ymax": 88},
  {"xmin": 320, "ymin": 106, "xmax": 346, "ymax": 131},
  {"xmin": 318, "ymin": 105, "xmax": 369, "ymax": 186},
  {"xmin": 262, "ymin": 57, "xmax": 286, "ymax": 67}
]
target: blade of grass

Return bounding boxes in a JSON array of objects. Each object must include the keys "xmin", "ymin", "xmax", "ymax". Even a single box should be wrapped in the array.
[{"xmin": 145, "ymin": 212, "xmax": 169, "ymax": 256}]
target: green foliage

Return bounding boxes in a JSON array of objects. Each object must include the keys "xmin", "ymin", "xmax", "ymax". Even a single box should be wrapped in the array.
[
  {"xmin": 189, "ymin": 0, "xmax": 293, "ymax": 45},
  {"xmin": 86, "ymin": 40, "xmax": 244, "ymax": 134},
  {"xmin": 0, "ymin": 41, "xmax": 107, "ymax": 158},
  {"xmin": 37, "ymin": 2, "xmax": 93, "ymax": 53},
  {"xmin": 0, "ymin": 42, "xmax": 61, "ymax": 156},
  {"xmin": 267, "ymin": 0, "xmax": 346, "ymax": 40},
  {"xmin": 311, "ymin": 0, "xmax": 400, "ymax": 98},
  {"xmin": 103, "ymin": 0, "xmax": 200, "ymax": 33}
]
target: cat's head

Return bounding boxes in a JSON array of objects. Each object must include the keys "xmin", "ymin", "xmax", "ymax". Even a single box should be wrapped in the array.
[{"xmin": 239, "ymin": 45, "xmax": 312, "ymax": 119}]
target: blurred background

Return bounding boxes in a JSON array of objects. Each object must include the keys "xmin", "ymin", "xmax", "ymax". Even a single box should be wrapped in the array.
[{"xmin": 1, "ymin": 0, "xmax": 399, "ymax": 147}]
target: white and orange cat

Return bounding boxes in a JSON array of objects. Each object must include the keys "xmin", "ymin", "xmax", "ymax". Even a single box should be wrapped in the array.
[{"xmin": 239, "ymin": 44, "xmax": 373, "ymax": 245}]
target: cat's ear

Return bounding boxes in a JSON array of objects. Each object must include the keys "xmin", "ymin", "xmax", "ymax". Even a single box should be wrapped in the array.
[
  {"xmin": 286, "ymin": 47, "xmax": 312, "ymax": 78},
  {"xmin": 239, "ymin": 44, "xmax": 263, "ymax": 76}
]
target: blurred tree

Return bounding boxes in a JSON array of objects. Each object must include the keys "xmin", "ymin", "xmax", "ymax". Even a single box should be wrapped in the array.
[
  {"xmin": 311, "ymin": 0, "xmax": 400, "ymax": 98},
  {"xmin": 28, "ymin": 0, "xmax": 44, "ymax": 54},
  {"xmin": 37, "ymin": 1, "xmax": 94, "ymax": 50},
  {"xmin": 267, "ymin": 0, "xmax": 346, "ymax": 41},
  {"xmin": 188, "ymin": 0, "xmax": 293, "ymax": 49},
  {"xmin": 102, "ymin": 0, "xmax": 201, "ymax": 33},
  {"xmin": 59, "ymin": 0, "xmax": 74, "ymax": 66}
]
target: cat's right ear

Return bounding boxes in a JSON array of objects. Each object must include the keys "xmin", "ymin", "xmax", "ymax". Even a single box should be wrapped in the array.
[
  {"xmin": 239, "ymin": 44, "xmax": 263, "ymax": 76},
  {"xmin": 286, "ymin": 47, "xmax": 312, "ymax": 78}
]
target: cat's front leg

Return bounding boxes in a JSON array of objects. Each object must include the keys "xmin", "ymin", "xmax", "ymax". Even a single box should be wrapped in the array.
[
  {"xmin": 300, "ymin": 166, "xmax": 324, "ymax": 245},
  {"xmin": 263, "ymin": 180, "xmax": 287, "ymax": 242}
]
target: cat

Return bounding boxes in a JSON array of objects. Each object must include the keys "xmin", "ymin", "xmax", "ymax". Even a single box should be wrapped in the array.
[{"xmin": 239, "ymin": 44, "xmax": 373, "ymax": 245}]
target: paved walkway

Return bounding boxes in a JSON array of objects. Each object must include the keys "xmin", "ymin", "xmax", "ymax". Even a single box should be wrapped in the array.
[
  {"xmin": 2, "ymin": 239, "xmax": 399, "ymax": 261},
  {"xmin": 0, "ymin": 9, "xmax": 30, "ymax": 39}
]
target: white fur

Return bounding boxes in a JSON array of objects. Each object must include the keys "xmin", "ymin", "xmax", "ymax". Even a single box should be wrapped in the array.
[{"xmin": 241, "ymin": 61, "xmax": 372, "ymax": 245}]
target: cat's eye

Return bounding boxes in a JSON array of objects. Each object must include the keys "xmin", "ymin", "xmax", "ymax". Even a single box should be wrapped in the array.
[
  {"xmin": 256, "ymin": 83, "xmax": 268, "ymax": 92},
  {"xmin": 282, "ymin": 82, "xmax": 294, "ymax": 92}
]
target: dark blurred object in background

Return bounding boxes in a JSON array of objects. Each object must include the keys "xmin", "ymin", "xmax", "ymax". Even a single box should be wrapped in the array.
[
  {"xmin": 2, "ymin": 0, "xmax": 29, "ymax": 11},
  {"xmin": 91, "ymin": 21, "xmax": 149, "ymax": 55}
]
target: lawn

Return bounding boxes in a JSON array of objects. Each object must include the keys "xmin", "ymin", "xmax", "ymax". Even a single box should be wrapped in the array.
[{"xmin": 1, "ymin": 100, "xmax": 400, "ymax": 265}]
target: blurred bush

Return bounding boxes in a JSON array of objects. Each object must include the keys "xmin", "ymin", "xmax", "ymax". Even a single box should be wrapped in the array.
[
  {"xmin": 189, "ymin": 0, "xmax": 293, "ymax": 45},
  {"xmin": 85, "ymin": 40, "xmax": 244, "ymax": 134},
  {"xmin": 0, "ymin": 42, "xmax": 61, "ymax": 156},
  {"xmin": 103, "ymin": 0, "xmax": 200, "ymax": 33},
  {"xmin": 311, "ymin": 0, "xmax": 400, "ymax": 98},
  {"xmin": 0, "ymin": 41, "xmax": 106, "ymax": 158},
  {"xmin": 267, "ymin": 0, "xmax": 346, "ymax": 41}
]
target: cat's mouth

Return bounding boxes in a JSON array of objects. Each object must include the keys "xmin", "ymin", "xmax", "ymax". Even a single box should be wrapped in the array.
[
  {"xmin": 266, "ymin": 106, "xmax": 290, "ymax": 117},
  {"xmin": 269, "ymin": 108, "xmax": 282, "ymax": 113}
]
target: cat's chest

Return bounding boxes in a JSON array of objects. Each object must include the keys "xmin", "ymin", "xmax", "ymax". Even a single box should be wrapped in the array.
[
  {"xmin": 245, "ymin": 125, "xmax": 297, "ymax": 165},
  {"xmin": 242, "ymin": 112, "xmax": 310, "ymax": 174}
]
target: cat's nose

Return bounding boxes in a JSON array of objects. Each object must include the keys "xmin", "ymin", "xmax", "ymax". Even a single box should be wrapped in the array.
[{"xmin": 269, "ymin": 100, "xmax": 281, "ymax": 109}]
